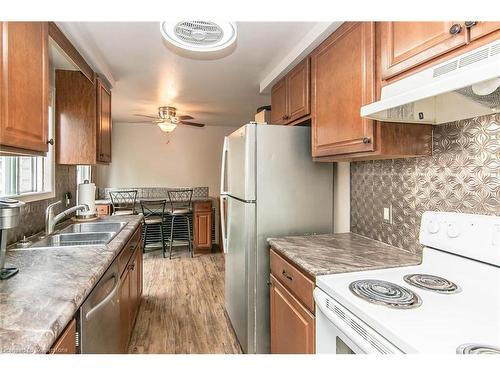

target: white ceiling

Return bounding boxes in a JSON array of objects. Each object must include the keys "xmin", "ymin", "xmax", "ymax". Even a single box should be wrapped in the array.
[{"xmin": 58, "ymin": 22, "xmax": 321, "ymax": 127}]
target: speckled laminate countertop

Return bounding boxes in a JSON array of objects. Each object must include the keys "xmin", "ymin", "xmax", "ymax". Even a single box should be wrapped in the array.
[
  {"xmin": 267, "ymin": 233, "xmax": 421, "ymax": 279},
  {"xmin": 95, "ymin": 196, "xmax": 217, "ymax": 205},
  {"xmin": 0, "ymin": 215, "xmax": 143, "ymax": 354}
]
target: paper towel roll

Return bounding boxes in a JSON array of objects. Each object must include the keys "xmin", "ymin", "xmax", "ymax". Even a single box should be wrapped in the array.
[{"xmin": 77, "ymin": 181, "xmax": 96, "ymax": 216}]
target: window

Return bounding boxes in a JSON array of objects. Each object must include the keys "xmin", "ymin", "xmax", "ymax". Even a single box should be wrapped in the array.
[
  {"xmin": 0, "ymin": 156, "xmax": 49, "ymax": 196},
  {"xmin": 0, "ymin": 90, "xmax": 55, "ymax": 201},
  {"xmin": 76, "ymin": 165, "xmax": 92, "ymax": 185}
]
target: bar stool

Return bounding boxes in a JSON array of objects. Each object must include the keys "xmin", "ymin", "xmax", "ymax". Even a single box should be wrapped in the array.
[
  {"xmin": 109, "ymin": 190, "xmax": 138, "ymax": 216},
  {"xmin": 140, "ymin": 199, "xmax": 168, "ymax": 257},
  {"xmin": 167, "ymin": 189, "xmax": 193, "ymax": 259}
]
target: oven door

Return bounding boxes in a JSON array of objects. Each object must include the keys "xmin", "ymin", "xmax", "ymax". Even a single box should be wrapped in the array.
[{"xmin": 314, "ymin": 288, "xmax": 403, "ymax": 354}]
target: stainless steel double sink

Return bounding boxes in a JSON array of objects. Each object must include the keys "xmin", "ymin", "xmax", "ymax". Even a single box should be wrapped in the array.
[{"xmin": 29, "ymin": 221, "xmax": 127, "ymax": 248}]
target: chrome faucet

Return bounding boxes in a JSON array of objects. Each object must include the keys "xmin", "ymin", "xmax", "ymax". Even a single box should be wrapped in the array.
[{"xmin": 45, "ymin": 201, "xmax": 89, "ymax": 235}]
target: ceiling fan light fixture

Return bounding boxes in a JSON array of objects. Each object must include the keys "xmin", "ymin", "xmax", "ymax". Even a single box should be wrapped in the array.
[
  {"xmin": 158, "ymin": 121, "xmax": 177, "ymax": 133},
  {"xmin": 160, "ymin": 21, "xmax": 237, "ymax": 52}
]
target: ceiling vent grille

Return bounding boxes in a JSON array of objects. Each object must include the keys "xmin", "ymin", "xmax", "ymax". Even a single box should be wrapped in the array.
[{"xmin": 160, "ymin": 21, "xmax": 237, "ymax": 52}]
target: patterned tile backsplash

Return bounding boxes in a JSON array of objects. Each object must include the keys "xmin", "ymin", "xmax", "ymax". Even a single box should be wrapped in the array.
[
  {"xmin": 98, "ymin": 186, "xmax": 210, "ymax": 200},
  {"xmin": 351, "ymin": 114, "xmax": 499, "ymax": 254},
  {"xmin": 7, "ymin": 165, "xmax": 77, "ymax": 245}
]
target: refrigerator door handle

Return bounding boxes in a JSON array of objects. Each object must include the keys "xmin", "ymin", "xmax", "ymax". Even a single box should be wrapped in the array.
[
  {"xmin": 220, "ymin": 137, "xmax": 229, "ymax": 195},
  {"xmin": 220, "ymin": 195, "xmax": 229, "ymax": 253}
]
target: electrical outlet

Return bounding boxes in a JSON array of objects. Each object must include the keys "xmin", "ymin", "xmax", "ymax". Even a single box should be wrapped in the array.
[{"xmin": 383, "ymin": 204, "xmax": 393, "ymax": 224}]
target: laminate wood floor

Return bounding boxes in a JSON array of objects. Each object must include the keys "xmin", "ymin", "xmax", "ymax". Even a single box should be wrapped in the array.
[{"xmin": 128, "ymin": 249, "xmax": 242, "ymax": 354}]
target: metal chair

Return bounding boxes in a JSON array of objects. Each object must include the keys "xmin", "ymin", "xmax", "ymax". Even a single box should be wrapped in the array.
[
  {"xmin": 167, "ymin": 188, "xmax": 193, "ymax": 259},
  {"xmin": 140, "ymin": 199, "xmax": 168, "ymax": 257},
  {"xmin": 109, "ymin": 190, "xmax": 138, "ymax": 216}
]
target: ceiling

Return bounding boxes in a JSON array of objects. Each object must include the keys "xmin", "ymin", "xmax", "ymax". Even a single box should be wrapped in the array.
[{"xmin": 58, "ymin": 22, "xmax": 321, "ymax": 127}]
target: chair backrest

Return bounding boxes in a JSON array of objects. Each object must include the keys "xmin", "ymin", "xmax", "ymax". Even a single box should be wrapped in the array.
[
  {"xmin": 167, "ymin": 188, "xmax": 193, "ymax": 212},
  {"xmin": 140, "ymin": 199, "xmax": 167, "ymax": 220},
  {"xmin": 109, "ymin": 190, "xmax": 138, "ymax": 213}
]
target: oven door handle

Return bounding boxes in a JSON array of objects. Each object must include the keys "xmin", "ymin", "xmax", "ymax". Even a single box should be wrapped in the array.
[
  {"xmin": 85, "ymin": 273, "xmax": 120, "ymax": 321},
  {"xmin": 313, "ymin": 288, "xmax": 402, "ymax": 354}
]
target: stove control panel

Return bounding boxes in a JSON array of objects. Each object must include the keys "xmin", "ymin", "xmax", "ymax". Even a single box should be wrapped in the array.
[{"xmin": 420, "ymin": 211, "xmax": 500, "ymax": 267}]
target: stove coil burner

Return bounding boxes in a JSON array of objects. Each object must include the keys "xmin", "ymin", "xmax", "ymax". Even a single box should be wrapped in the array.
[
  {"xmin": 403, "ymin": 274, "xmax": 461, "ymax": 294},
  {"xmin": 349, "ymin": 279, "xmax": 422, "ymax": 309},
  {"xmin": 457, "ymin": 344, "xmax": 500, "ymax": 354}
]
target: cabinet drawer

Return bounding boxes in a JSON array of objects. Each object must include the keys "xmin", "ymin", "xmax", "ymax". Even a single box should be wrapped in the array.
[
  {"xmin": 270, "ymin": 249, "xmax": 314, "ymax": 313},
  {"xmin": 49, "ymin": 318, "xmax": 76, "ymax": 354},
  {"xmin": 118, "ymin": 227, "xmax": 141, "ymax": 277},
  {"xmin": 194, "ymin": 201, "xmax": 211, "ymax": 212}
]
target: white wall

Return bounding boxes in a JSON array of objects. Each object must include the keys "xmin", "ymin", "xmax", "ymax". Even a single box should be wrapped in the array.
[
  {"xmin": 95, "ymin": 123, "xmax": 237, "ymax": 195},
  {"xmin": 334, "ymin": 161, "xmax": 350, "ymax": 233}
]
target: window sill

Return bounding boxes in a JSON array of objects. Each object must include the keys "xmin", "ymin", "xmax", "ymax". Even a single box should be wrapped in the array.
[{"xmin": 13, "ymin": 191, "xmax": 56, "ymax": 203}]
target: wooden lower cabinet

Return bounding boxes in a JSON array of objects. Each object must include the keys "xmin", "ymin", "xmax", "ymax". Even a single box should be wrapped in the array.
[
  {"xmin": 119, "ymin": 228, "xmax": 143, "ymax": 353},
  {"xmin": 270, "ymin": 249, "xmax": 315, "ymax": 354},
  {"xmin": 50, "ymin": 319, "xmax": 76, "ymax": 354},
  {"xmin": 270, "ymin": 275, "xmax": 315, "ymax": 354},
  {"xmin": 193, "ymin": 200, "xmax": 212, "ymax": 252}
]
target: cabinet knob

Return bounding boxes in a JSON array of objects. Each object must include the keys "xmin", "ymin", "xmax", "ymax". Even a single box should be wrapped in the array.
[
  {"xmin": 465, "ymin": 21, "xmax": 477, "ymax": 28},
  {"xmin": 47, "ymin": 138, "xmax": 54, "ymax": 145},
  {"xmin": 362, "ymin": 137, "xmax": 371, "ymax": 144},
  {"xmin": 282, "ymin": 270, "xmax": 293, "ymax": 281},
  {"xmin": 449, "ymin": 24, "xmax": 462, "ymax": 35}
]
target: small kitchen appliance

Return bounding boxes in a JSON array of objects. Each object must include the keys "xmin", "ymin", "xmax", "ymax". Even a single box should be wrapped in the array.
[
  {"xmin": 0, "ymin": 198, "xmax": 25, "ymax": 280},
  {"xmin": 314, "ymin": 211, "xmax": 500, "ymax": 354},
  {"xmin": 76, "ymin": 180, "xmax": 97, "ymax": 220}
]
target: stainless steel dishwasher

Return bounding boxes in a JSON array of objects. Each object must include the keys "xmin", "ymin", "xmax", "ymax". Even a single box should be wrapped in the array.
[{"xmin": 79, "ymin": 257, "xmax": 121, "ymax": 353}]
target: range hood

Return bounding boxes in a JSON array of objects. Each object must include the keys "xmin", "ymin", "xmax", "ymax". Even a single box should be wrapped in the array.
[{"xmin": 361, "ymin": 40, "xmax": 500, "ymax": 125}]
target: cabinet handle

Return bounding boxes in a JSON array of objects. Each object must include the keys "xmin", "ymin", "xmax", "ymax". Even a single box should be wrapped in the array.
[
  {"xmin": 282, "ymin": 270, "xmax": 293, "ymax": 281},
  {"xmin": 128, "ymin": 264, "xmax": 135, "ymax": 271},
  {"xmin": 465, "ymin": 21, "xmax": 477, "ymax": 28},
  {"xmin": 362, "ymin": 137, "xmax": 371, "ymax": 144},
  {"xmin": 47, "ymin": 138, "xmax": 54, "ymax": 145},
  {"xmin": 449, "ymin": 24, "xmax": 462, "ymax": 35}
]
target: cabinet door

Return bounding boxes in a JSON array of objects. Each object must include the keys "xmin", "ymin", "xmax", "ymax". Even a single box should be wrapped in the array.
[
  {"xmin": 50, "ymin": 319, "xmax": 76, "ymax": 354},
  {"xmin": 194, "ymin": 210, "xmax": 212, "ymax": 250},
  {"xmin": 270, "ymin": 275, "xmax": 314, "ymax": 354},
  {"xmin": 468, "ymin": 22, "xmax": 500, "ymax": 42},
  {"xmin": 56, "ymin": 70, "xmax": 96, "ymax": 164},
  {"xmin": 287, "ymin": 58, "xmax": 310, "ymax": 123},
  {"xmin": 129, "ymin": 249, "xmax": 140, "ymax": 326},
  {"xmin": 96, "ymin": 78, "xmax": 112, "ymax": 163},
  {"xmin": 0, "ymin": 22, "xmax": 49, "ymax": 154},
  {"xmin": 380, "ymin": 22, "xmax": 467, "ymax": 80},
  {"xmin": 311, "ymin": 22, "xmax": 375, "ymax": 157},
  {"xmin": 119, "ymin": 270, "xmax": 131, "ymax": 353},
  {"xmin": 270, "ymin": 77, "xmax": 288, "ymax": 124}
]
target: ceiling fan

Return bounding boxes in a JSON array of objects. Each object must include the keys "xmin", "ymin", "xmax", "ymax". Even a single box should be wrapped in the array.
[{"xmin": 134, "ymin": 106, "xmax": 205, "ymax": 132}]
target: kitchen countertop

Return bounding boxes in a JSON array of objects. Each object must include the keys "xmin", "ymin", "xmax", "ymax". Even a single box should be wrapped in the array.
[
  {"xmin": 267, "ymin": 233, "xmax": 421, "ymax": 279},
  {"xmin": 95, "ymin": 196, "xmax": 216, "ymax": 205},
  {"xmin": 0, "ymin": 215, "xmax": 143, "ymax": 354}
]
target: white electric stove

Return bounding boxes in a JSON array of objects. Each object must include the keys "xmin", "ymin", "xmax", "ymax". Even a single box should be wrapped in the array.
[{"xmin": 314, "ymin": 211, "xmax": 500, "ymax": 354}]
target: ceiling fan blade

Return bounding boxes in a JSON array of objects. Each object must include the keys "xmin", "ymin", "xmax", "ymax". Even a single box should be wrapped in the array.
[
  {"xmin": 120, "ymin": 120, "xmax": 155, "ymax": 124},
  {"xmin": 180, "ymin": 121, "xmax": 205, "ymax": 127},
  {"xmin": 177, "ymin": 115, "xmax": 194, "ymax": 120},
  {"xmin": 133, "ymin": 114, "xmax": 159, "ymax": 119}
]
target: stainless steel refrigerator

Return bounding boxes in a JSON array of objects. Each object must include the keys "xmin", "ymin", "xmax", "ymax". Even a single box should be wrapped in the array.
[{"xmin": 220, "ymin": 123, "xmax": 333, "ymax": 353}]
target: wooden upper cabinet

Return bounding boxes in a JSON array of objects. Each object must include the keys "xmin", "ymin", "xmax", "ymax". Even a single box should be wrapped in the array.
[
  {"xmin": 380, "ymin": 22, "xmax": 467, "ymax": 80},
  {"xmin": 270, "ymin": 77, "xmax": 287, "ymax": 124},
  {"xmin": 286, "ymin": 58, "xmax": 310, "ymax": 123},
  {"xmin": 96, "ymin": 77, "xmax": 112, "ymax": 163},
  {"xmin": 270, "ymin": 275, "xmax": 315, "ymax": 354},
  {"xmin": 311, "ymin": 22, "xmax": 376, "ymax": 157},
  {"xmin": 270, "ymin": 58, "xmax": 310, "ymax": 125},
  {"xmin": 56, "ymin": 70, "xmax": 96, "ymax": 165},
  {"xmin": 0, "ymin": 22, "xmax": 49, "ymax": 155},
  {"xmin": 467, "ymin": 21, "xmax": 500, "ymax": 42}
]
